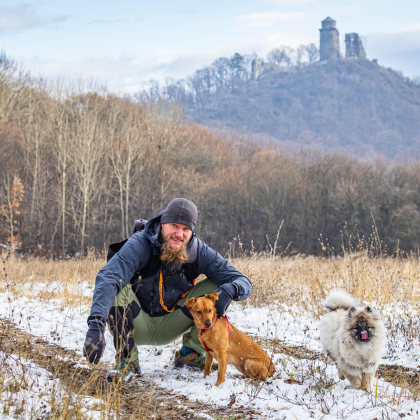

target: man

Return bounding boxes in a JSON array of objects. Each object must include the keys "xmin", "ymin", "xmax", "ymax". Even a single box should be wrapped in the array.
[{"xmin": 83, "ymin": 198, "xmax": 253, "ymax": 378}]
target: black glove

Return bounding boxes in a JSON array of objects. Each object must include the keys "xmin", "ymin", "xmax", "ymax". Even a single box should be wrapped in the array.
[
  {"xmin": 83, "ymin": 317, "xmax": 106, "ymax": 364},
  {"xmin": 214, "ymin": 283, "xmax": 237, "ymax": 317}
]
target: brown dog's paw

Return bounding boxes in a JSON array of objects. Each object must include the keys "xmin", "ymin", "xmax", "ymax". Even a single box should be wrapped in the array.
[{"xmin": 215, "ymin": 378, "xmax": 225, "ymax": 387}]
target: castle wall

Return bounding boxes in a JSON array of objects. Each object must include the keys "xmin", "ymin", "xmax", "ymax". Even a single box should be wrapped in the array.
[
  {"xmin": 345, "ymin": 33, "xmax": 366, "ymax": 59},
  {"xmin": 251, "ymin": 59, "xmax": 295, "ymax": 79}
]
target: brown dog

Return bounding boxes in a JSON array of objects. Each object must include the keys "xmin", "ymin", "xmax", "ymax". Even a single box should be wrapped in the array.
[{"xmin": 185, "ymin": 292, "xmax": 276, "ymax": 386}]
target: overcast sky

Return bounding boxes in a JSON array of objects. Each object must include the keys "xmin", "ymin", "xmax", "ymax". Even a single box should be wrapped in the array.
[{"xmin": 1, "ymin": 0, "xmax": 419, "ymax": 93}]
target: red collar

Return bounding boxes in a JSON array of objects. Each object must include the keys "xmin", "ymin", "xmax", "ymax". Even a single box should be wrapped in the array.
[{"xmin": 199, "ymin": 315, "xmax": 230, "ymax": 352}]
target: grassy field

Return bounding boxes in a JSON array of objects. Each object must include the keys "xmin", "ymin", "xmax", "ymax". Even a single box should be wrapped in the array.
[
  {"xmin": 0, "ymin": 253, "xmax": 419, "ymax": 419},
  {"xmin": 3, "ymin": 251, "xmax": 420, "ymax": 313}
]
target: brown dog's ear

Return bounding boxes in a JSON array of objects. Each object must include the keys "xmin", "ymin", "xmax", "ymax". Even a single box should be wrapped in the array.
[
  {"xmin": 204, "ymin": 292, "xmax": 219, "ymax": 303},
  {"xmin": 185, "ymin": 298, "xmax": 197, "ymax": 310}
]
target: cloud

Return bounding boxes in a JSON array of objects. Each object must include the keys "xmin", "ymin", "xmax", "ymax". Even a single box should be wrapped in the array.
[
  {"xmin": 26, "ymin": 52, "xmax": 212, "ymax": 94},
  {"xmin": 254, "ymin": 31, "xmax": 313, "ymax": 54},
  {"xmin": 23, "ymin": 28, "xmax": 314, "ymax": 94},
  {"xmin": 87, "ymin": 19, "xmax": 127, "ymax": 25},
  {"xmin": 179, "ymin": 9, "xmax": 196, "ymax": 14},
  {"xmin": 259, "ymin": 0, "xmax": 314, "ymax": 4},
  {"xmin": 235, "ymin": 11, "xmax": 307, "ymax": 28},
  {"xmin": 367, "ymin": 31, "xmax": 420, "ymax": 53},
  {"xmin": 0, "ymin": 4, "xmax": 69, "ymax": 33},
  {"xmin": 405, "ymin": 22, "xmax": 420, "ymax": 32},
  {"xmin": 365, "ymin": 31, "xmax": 420, "ymax": 77},
  {"xmin": 27, "ymin": 55, "xmax": 144, "ymax": 93}
]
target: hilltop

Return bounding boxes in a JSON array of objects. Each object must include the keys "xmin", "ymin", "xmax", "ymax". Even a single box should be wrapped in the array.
[{"xmin": 181, "ymin": 59, "xmax": 420, "ymax": 159}]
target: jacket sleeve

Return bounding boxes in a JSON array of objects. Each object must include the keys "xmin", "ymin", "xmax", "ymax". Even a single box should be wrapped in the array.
[
  {"xmin": 196, "ymin": 240, "xmax": 253, "ymax": 301},
  {"xmin": 89, "ymin": 232, "xmax": 150, "ymax": 321}
]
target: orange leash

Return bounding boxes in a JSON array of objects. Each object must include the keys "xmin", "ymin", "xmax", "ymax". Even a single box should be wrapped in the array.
[{"xmin": 159, "ymin": 268, "xmax": 197, "ymax": 313}]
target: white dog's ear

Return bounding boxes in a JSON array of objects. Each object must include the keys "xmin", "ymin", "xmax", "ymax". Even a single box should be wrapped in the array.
[{"xmin": 347, "ymin": 307, "xmax": 356, "ymax": 318}]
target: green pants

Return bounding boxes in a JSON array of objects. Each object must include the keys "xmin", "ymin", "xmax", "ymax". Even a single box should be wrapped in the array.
[{"xmin": 108, "ymin": 278, "xmax": 217, "ymax": 363}]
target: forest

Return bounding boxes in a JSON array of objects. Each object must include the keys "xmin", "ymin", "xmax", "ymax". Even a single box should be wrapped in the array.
[
  {"xmin": 1, "ymin": 53, "xmax": 420, "ymax": 256},
  {"xmin": 142, "ymin": 46, "xmax": 420, "ymax": 160}
]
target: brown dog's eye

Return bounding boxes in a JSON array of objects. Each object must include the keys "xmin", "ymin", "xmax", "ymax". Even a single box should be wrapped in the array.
[
  {"xmin": 197, "ymin": 311, "xmax": 202, "ymax": 315},
  {"xmin": 208, "ymin": 309, "xmax": 212, "ymax": 313}
]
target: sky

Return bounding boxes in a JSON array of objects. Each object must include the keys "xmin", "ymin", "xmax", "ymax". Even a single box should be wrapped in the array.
[{"xmin": 1, "ymin": 0, "xmax": 419, "ymax": 93}]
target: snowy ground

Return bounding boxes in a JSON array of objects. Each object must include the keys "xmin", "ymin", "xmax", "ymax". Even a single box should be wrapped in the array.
[
  {"xmin": 0, "ymin": 280, "xmax": 419, "ymax": 419},
  {"xmin": 0, "ymin": 352, "xmax": 102, "ymax": 419}
]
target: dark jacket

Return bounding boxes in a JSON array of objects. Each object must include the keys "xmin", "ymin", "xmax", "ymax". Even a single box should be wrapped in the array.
[{"xmin": 89, "ymin": 210, "xmax": 253, "ymax": 321}]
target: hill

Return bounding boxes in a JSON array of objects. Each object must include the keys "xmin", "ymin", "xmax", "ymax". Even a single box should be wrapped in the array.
[{"xmin": 182, "ymin": 59, "xmax": 420, "ymax": 159}]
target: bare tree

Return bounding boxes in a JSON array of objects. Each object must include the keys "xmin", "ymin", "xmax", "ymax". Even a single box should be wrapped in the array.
[
  {"xmin": 305, "ymin": 43, "xmax": 319, "ymax": 63},
  {"xmin": 107, "ymin": 97, "xmax": 146, "ymax": 238},
  {"xmin": 295, "ymin": 45, "xmax": 307, "ymax": 65},
  {"xmin": 49, "ymin": 81, "xmax": 73, "ymax": 256},
  {"xmin": 68, "ymin": 87, "xmax": 107, "ymax": 252},
  {"xmin": 267, "ymin": 47, "xmax": 294, "ymax": 66},
  {"xmin": 17, "ymin": 82, "xmax": 50, "ymax": 241},
  {"xmin": 0, "ymin": 53, "xmax": 29, "ymax": 123},
  {"xmin": 0, "ymin": 175, "xmax": 25, "ymax": 254}
]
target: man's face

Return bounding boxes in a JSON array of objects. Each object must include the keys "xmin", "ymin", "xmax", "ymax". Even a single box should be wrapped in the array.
[{"xmin": 161, "ymin": 223, "xmax": 193, "ymax": 249}]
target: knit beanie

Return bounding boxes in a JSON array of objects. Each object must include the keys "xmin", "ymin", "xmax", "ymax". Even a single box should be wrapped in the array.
[{"xmin": 161, "ymin": 198, "xmax": 198, "ymax": 230}]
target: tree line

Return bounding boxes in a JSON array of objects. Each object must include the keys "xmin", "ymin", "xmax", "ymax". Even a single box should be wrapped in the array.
[
  {"xmin": 1, "ymin": 54, "xmax": 420, "ymax": 257},
  {"xmin": 138, "ymin": 44, "xmax": 319, "ymax": 109}
]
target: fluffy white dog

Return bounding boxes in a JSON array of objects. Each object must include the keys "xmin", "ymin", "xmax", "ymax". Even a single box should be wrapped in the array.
[{"xmin": 319, "ymin": 289, "xmax": 385, "ymax": 390}]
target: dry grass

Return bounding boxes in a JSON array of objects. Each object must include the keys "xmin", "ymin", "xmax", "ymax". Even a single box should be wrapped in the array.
[
  {"xmin": 3, "ymin": 252, "xmax": 420, "ymax": 310},
  {"xmin": 1, "ymin": 253, "xmax": 420, "ymax": 418},
  {"xmin": 1, "ymin": 255, "xmax": 104, "ymax": 305},
  {"xmin": 234, "ymin": 254, "xmax": 420, "ymax": 314}
]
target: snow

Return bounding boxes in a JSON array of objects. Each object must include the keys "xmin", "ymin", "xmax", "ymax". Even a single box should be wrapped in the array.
[
  {"xmin": 0, "ymin": 281, "xmax": 419, "ymax": 419},
  {"xmin": 0, "ymin": 352, "xmax": 103, "ymax": 419}
]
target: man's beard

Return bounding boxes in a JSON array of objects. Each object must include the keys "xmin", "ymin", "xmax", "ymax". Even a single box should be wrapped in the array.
[{"xmin": 160, "ymin": 235, "xmax": 189, "ymax": 265}]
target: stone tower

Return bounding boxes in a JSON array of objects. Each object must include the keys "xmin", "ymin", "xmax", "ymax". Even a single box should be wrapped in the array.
[
  {"xmin": 319, "ymin": 17, "xmax": 340, "ymax": 61},
  {"xmin": 345, "ymin": 33, "xmax": 366, "ymax": 59}
]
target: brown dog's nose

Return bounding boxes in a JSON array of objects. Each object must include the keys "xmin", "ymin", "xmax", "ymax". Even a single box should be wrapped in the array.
[{"xmin": 205, "ymin": 321, "xmax": 211, "ymax": 328}]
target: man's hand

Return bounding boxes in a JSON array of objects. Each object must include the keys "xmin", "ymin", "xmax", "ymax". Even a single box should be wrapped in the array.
[
  {"xmin": 214, "ymin": 283, "xmax": 237, "ymax": 317},
  {"xmin": 83, "ymin": 318, "xmax": 106, "ymax": 364}
]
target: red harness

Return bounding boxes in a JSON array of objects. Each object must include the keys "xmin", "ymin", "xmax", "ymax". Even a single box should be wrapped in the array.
[{"xmin": 199, "ymin": 315, "xmax": 230, "ymax": 352}]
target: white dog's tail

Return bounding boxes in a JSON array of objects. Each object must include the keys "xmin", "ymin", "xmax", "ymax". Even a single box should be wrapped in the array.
[{"xmin": 323, "ymin": 289, "xmax": 361, "ymax": 312}]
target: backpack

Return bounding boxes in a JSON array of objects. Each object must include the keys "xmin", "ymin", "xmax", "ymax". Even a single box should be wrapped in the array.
[{"xmin": 107, "ymin": 218, "xmax": 148, "ymax": 262}]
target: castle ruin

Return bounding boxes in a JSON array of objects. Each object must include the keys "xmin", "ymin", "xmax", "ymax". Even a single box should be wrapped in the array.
[
  {"xmin": 345, "ymin": 33, "xmax": 366, "ymax": 59},
  {"xmin": 319, "ymin": 17, "xmax": 366, "ymax": 61},
  {"xmin": 251, "ymin": 17, "xmax": 366, "ymax": 79}
]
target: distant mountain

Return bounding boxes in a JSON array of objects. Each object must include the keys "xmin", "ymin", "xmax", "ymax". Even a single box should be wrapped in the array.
[{"xmin": 184, "ymin": 60, "xmax": 420, "ymax": 159}]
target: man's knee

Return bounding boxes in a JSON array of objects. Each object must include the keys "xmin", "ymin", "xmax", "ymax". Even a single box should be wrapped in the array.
[
  {"xmin": 186, "ymin": 278, "xmax": 218, "ymax": 298},
  {"xmin": 112, "ymin": 284, "xmax": 138, "ymax": 308}
]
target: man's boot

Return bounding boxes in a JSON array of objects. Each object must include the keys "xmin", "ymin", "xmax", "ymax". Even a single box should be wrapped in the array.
[
  {"xmin": 106, "ymin": 359, "xmax": 141, "ymax": 382},
  {"xmin": 174, "ymin": 346, "xmax": 218, "ymax": 370}
]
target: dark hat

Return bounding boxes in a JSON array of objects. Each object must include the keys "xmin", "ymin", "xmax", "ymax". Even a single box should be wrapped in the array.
[{"xmin": 161, "ymin": 198, "xmax": 198, "ymax": 230}]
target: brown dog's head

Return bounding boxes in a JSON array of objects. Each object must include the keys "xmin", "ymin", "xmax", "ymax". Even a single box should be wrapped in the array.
[{"xmin": 185, "ymin": 293, "xmax": 218, "ymax": 329}]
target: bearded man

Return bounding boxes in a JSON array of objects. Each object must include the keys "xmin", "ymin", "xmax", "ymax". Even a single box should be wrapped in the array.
[{"xmin": 83, "ymin": 198, "xmax": 253, "ymax": 379}]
